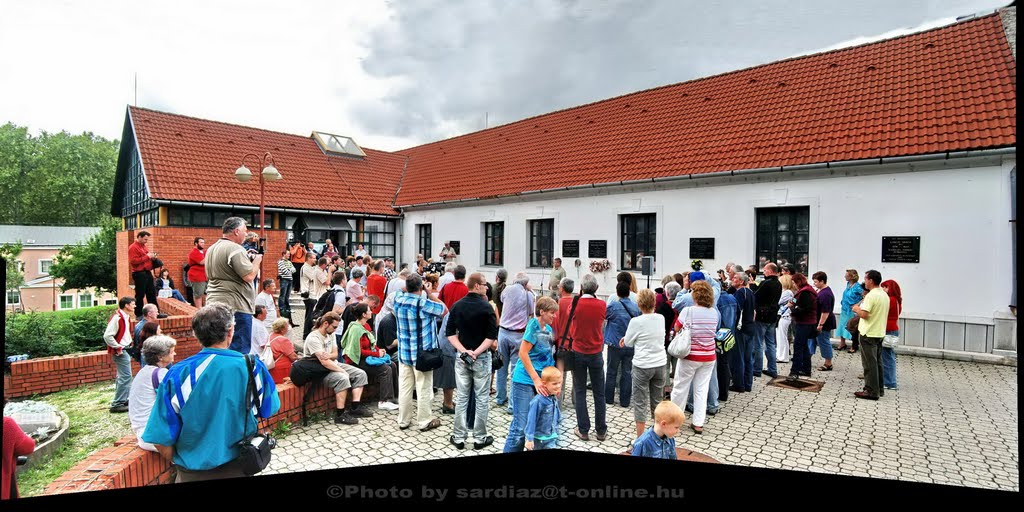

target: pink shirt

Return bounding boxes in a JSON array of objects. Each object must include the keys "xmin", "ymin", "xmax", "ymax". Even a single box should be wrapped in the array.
[{"xmin": 679, "ymin": 306, "xmax": 719, "ymax": 362}]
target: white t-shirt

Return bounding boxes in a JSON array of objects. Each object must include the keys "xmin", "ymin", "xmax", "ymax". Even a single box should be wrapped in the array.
[
  {"xmin": 255, "ymin": 292, "xmax": 278, "ymax": 328},
  {"xmin": 128, "ymin": 365, "xmax": 168, "ymax": 452},
  {"xmin": 622, "ymin": 313, "xmax": 668, "ymax": 369},
  {"xmin": 250, "ymin": 323, "xmax": 270, "ymax": 356}
]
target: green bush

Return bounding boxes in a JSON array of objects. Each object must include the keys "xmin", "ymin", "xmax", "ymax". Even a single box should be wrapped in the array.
[{"xmin": 4, "ymin": 305, "xmax": 117, "ymax": 358}]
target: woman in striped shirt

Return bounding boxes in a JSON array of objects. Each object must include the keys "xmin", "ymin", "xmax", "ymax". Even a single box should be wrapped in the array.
[{"xmin": 669, "ymin": 280, "xmax": 719, "ymax": 434}]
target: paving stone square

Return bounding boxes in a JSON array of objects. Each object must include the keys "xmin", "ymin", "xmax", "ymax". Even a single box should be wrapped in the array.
[{"xmin": 266, "ymin": 321, "xmax": 1017, "ymax": 491}]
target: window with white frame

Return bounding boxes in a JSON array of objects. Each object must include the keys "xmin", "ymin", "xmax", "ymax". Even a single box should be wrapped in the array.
[
  {"xmin": 79, "ymin": 292, "xmax": 93, "ymax": 308},
  {"xmin": 59, "ymin": 294, "xmax": 75, "ymax": 310},
  {"xmin": 7, "ymin": 290, "xmax": 20, "ymax": 305},
  {"xmin": 105, "ymin": 298, "xmax": 118, "ymax": 305},
  {"xmin": 39, "ymin": 259, "xmax": 53, "ymax": 275},
  {"xmin": 620, "ymin": 213, "xmax": 656, "ymax": 271}
]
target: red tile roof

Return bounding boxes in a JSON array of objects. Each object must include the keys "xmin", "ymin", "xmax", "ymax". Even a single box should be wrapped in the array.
[
  {"xmin": 129, "ymin": 106, "xmax": 406, "ymax": 216},
  {"xmin": 393, "ymin": 14, "xmax": 1016, "ymax": 206}
]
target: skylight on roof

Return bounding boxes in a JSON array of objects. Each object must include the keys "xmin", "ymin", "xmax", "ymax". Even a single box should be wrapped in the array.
[{"xmin": 312, "ymin": 131, "xmax": 366, "ymax": 157}]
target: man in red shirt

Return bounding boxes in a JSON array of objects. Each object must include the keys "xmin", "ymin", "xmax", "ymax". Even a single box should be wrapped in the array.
[
  {"xmin": 128, "ymin": 231, "xmax": 158, "ymax": 318},
  {"xmin": 365, "ymin": 260, "xmax": 389, "ymax": 315},
  {"xmin": 439, "ymin": 265, "xmax": 469, "ymax": 311},
  {"xmin": 570, "ymin": 274, "xmax": 608, "ymax": 441},
  {"xmin": 187, "ymin": 237, "xmax": 208, "ymax": 308}
]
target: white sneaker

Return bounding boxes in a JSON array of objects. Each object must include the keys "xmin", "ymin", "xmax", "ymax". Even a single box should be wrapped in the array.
[{"xmin": 378, "ymin": 401, "xmax": 400, "ymax": 411}]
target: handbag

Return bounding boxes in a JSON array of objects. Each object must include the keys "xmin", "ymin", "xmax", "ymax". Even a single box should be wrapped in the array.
[
  {"xmin": 882, "ymin": 333, "xmax": 900, "ymax": 349},
  {"xmin": 258, "ymin": 342, "xmax": 278, "ymax": 371},
  {"xmin": 414, "ymin": 301, "xmax": 444, "ymax": 371},
  {"xmin": 555, "ymin": 295, "xmax": 582, "ymax": 367},
  {"xmin": 491, "ymin": 350, "xmax": 504, "ymax": 371},
  {"xmin": 715, "ymin": 327, "xmax": 735, "ymax": 353},
  {"xmin": 364, "ymin": 355, "xmax": 390, "ymax": 366},
  {"xmin": 667, "ymin": 308, "xmax": 693, "ymax": 359},
  {"xmin": 235, "ymin": 355, "xmax": 275, "ymax": 476}
]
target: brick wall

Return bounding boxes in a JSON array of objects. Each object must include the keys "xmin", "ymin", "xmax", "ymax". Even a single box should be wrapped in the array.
[
  {"xmin": 4, "ymin": 306, "xmax": 200, "ymax": 399},
  {"xmin": 43, "ymin": 381, "xmax": 341, "ymax": 494},
  {"xmin": 116, "ymin": 227, "xmax": 288, "ymax": 302}
]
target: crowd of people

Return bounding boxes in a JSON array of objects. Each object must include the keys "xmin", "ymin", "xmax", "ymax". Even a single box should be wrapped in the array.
[{"xmin": 104, "ymin": 217, "xmax": 906, "ymax": 481}]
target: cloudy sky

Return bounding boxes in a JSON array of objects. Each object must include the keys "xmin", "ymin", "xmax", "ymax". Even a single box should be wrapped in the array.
[{"xmin": 0, "ymin": 0, "xmax": 1010, "ymax": 151}]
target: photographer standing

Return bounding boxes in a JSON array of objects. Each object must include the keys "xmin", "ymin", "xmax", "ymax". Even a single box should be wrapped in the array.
[{"xmin": 206, "ymin": 217, "xmax": 262, "ymax": 354}]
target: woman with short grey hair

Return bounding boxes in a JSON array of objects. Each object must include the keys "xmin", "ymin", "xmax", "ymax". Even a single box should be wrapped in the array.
[{"xmin": 129, "ymin": 335, "xmax": 177, "ymax": 452}]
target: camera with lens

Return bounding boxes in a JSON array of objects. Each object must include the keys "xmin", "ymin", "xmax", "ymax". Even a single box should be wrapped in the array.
[
  {"xmin": 459, "ymin": 351, "xmax": 474, "ymax": 366},
  {"xmin": 427, "ymin": 261, "xmax": 447, "ymax": 274}
]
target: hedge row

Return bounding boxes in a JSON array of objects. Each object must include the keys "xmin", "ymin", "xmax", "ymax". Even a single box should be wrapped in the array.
[{"xmin": 4, "ymin": 305, "xmax": 117, "ymax": 358}]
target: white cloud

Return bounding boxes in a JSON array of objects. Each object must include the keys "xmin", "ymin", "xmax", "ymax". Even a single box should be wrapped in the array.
[{"xmin": 0, "ymin": 0, "xmax": 1010, "ymax": 152}]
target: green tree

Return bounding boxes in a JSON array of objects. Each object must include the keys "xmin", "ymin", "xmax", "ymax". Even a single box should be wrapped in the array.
[
  {"xmin": 0, "ymin": 123, "xmax": 118, "ymax": 226},
  {"xmin": 49, "ymin": 217, "xmax": 119, "ymax": 295},
  {"xmin": 1, "ymin": 242, "xmax": 25, "ymax": 292}
]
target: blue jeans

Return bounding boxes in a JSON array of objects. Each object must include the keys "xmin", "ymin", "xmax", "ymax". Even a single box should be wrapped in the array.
[
  {"xmin": 605, "ymin": 345, "xmax": 634, "ymax": 406},
  {"xmin": 228, "ymin": 312, "xmax": 254, "ymax": 354},
  {"xmin": 882, "ymin": 330, "xmax": 898, "ymax": 388},
  {"xmin": 278, "ymin": 278, "xmax": 292, "ymax": 313},
  {"xmin": 112, "ymin": 352, "xmax": 132, "ymax": 407},
  {"xmin": 495, "ymin": 328, "xmax": 524, "ymax": 406},
  {"xmin": 791, "ymin": 324, "xmax": 816, "ymax": 375},
  {"xmin": 812, "ymin": 329, "xmax": 834, "ymax": 360},
  {"xmin": 454, "ymin": 353, "xmax": 491, "ymax": 442},
  {"xmin": 729, "ymin": 329, "xmax": 755, "ymax": 390},
  {"xmin": 753, "ymin": 321, "xmax": 778, "ymax": 376},
  {"xmin": 169, "ymin": 290, "xmax": 187, "ymax": 303},
  {"xmin": 687, "ymin": 361, "xmax": 720, "ymax": 411},
  {"xmin": 503, "ymin": 382, "xmax": 536, "ymax": 452},
  {"xmin": 572, "ymin": 351, "xmax": 607, "ymax": 435}
]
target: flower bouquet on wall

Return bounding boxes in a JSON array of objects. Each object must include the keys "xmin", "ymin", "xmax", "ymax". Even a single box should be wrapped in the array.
[{"xmin": 589, "ymin": 259, "xmax": 611, "ymax": 274}]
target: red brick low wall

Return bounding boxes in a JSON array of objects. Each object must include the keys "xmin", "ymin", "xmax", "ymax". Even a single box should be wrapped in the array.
[
  {"xmin": 44, "ymin": 381, "xmax": 338, "ymax": 494},
  {"xmin": 4, "ymin": 303, "xmax": 198, "ymax": 399}
]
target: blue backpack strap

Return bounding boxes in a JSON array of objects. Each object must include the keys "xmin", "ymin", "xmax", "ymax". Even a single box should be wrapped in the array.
[{"xmin": 151, "ymin": 367, "xmax": 161, "ymax": 390}]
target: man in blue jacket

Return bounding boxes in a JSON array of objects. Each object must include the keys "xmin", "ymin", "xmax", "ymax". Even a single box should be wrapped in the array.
[{"xmin": 143, "ymin": 303, "xmax": 280, "ymax": 482}]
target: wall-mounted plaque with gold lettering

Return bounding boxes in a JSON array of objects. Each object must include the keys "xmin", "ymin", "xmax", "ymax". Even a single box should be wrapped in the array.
[
  {"xmin": 588, "ymin": 240, "xmax": 607, "ymax": 259},
  {"xmin": 881, "ymin": 236, "xmax": 920, "ymax": 263}
]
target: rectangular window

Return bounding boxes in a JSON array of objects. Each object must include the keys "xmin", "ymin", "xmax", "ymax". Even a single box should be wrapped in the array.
[
  {"xmin": 620, "ymin": 214, "xmax": 656, "ymax": 271},
  {"xmin": 39, "ymin": 259, "xmax": 53, "ymax": 275},
  {"xmin": 79, "ymin": 293, "xmax": 93, "ymax": 308},
  {"xmin": 140, "ymin": 209, "xmax": 159, "ymax": 227},
  {"xmin": 7, "ymin": 290, "xmax": 20, "ymax": 305},
  {"xmin": 529, "ymin": 219, "xmax": 554, "ymax": 268},
  {"xmin": 416, "ymin": 224, "xmax": 432, "ymax": 260},
  {"xmin": 212, "ymin": 211, "xmax": 230, "ymax": 229},
  {"xmin": 59, "ymin": 294, "xmax": 75, "ymax": 310},
  {"xmin": 105, "ymin": 298, "xmax": 118, "ymax": 305},
  {"xmin": 192, "ymin": 210, "xmax": 213, "ymax": 227},
  {"xmin": 351, "ymin": 219, "xmax": 397, "ymax": 260},
  {"xmin": 483, "ymin": 222, "xmax": 504, "ymax": 266},
  {"xmin": 169, "ymin": 208, "xmax": 190, "ymax": 226},
  {"xmin": 124, "ymin": 216, "xmax": 138, "ymax": 230},
  {"xmin": 755, "ymin": 206, "xmax": 810, "ymax": 274}
]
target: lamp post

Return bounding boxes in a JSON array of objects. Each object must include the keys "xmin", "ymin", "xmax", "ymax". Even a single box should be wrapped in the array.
[{"xmin": 234, "ymin": 152, "xmax": 282, "ymax": 291}]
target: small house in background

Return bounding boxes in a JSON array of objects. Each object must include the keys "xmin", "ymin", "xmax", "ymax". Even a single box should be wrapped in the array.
[{"xmin": 0, "ymin": 225, "xmax": 118, "ymax": 312}]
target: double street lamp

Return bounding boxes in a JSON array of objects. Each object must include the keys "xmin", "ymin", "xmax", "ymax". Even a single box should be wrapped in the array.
[{"xmin": 234, "ymin": 152, "xmax": 282, "ymax": 290}]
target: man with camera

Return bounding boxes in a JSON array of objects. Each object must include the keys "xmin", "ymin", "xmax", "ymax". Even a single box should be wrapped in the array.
[
  {"xmin": 206, "ymin": 217, "xmax": 262, "ymax": 354},
  {"xmin": 128, "ymin": 230, "xmax": 159, "ymax": 318},
  {"xmin": 445, "ymin": 273, "xmax": 498, "ymax": 449}
]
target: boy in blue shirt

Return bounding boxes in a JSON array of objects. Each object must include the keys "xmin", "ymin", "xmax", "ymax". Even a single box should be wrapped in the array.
[
  {"xmin": 631, "ymin": 401, "xmax": 683, "ymax": 459},
  {"xmin": 524, "ymin": 367, "xmax": 562, "ymax": 450}
]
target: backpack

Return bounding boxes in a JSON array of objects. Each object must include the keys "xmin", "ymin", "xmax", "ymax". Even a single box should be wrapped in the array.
[{"xmin": 311, "ymin": 288, "xmax": 340, "ymax": 323}]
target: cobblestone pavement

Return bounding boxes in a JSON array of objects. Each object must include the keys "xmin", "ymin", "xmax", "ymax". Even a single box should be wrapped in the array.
[{"xmin": 270, "ymin": 314, "xmax": 1018, "ymax": 491}]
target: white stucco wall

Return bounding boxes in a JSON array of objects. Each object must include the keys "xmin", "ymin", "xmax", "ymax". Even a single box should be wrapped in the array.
[{"xmin": 400, "ymin": 155, "xmax": 1015, "ymax": 324}]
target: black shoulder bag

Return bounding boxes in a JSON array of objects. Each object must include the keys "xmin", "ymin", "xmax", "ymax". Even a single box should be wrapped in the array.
[
  {"xmin": 236, "ymin": 354, "xmax": 275, "ymax": 476},
  {"xmin": 414, "ymin": 299, "xmax": 444, "ymax": 371},
  {"xmin": 556, "ymin": 295, "xmax": 582, "ymax": 367}
]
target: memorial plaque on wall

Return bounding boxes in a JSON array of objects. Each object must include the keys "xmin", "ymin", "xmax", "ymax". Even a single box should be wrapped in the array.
[
  {"xmin": 689, "ymin": 238, "xmax": 715, "ymax": 260},
  {"xmin": 562, "ymin": 240, "xmax": 579, "ymax": 258},
  {"xmin": 449, "ymin": 240, "xmax": 460, "ymax": 255},
  {"xmin": 588, "ymin": 240, "xmax": 607, "ymax": 259},
  {"xmin": 881, "ymin": 236, "xmax": 920, "ymax": 263}
]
